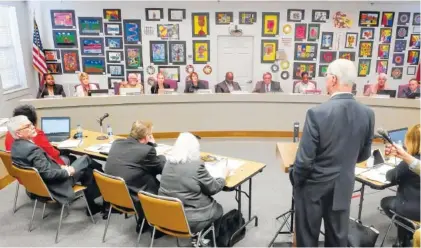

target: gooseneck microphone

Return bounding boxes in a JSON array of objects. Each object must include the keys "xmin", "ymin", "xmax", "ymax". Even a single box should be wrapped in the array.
[
  {"xmin": 377, "ymin": 128, "xmax": 393, "ymax": 144},
  {"xmin": 97, "ymin": 113, "xmax": 110, "ymax": 140}
]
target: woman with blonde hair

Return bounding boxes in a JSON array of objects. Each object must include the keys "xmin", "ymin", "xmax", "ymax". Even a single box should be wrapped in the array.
[
  {"xmin": 381, "ymin": 124, "xmax": 420, "ymax": 247},
  {"xmin": 119, "ymin": 73, "xmax": 143, "ymax": 93},
  {"xmin": 364, "ymin": 73, "xmax": 389, "ymax": 96},
  {"xmin": 150, "ymin": 72, "xmax": 170, "ymax": 94},
  {"xmin": 74, "ymin": 72, "xmax": 99, "ymax": 97}
]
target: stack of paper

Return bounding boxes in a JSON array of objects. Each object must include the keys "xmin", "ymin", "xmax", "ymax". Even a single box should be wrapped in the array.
[
  {"xmin": 360, "ymin": 164, "xmax": 394, "ymax": 183},
  {"xmin": 155, "ymin": 144, "xmax": 173, "ymax": 155},
  {"xmin": 84, "ymin": 144, "xmax": 112, "ymax": 154},
  {"xmin": 355, "ymin": 167, "xmax": 368, "ymax": 175},
  {"xmin": 205, "ymin": 157, "xmax": 245, "ymax": 178},
  {"xmin": 57, "ymin": 139, "xmax": 82, "ymax": 149}
]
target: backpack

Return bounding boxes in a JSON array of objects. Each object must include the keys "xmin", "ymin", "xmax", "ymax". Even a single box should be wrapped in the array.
[{"xmin": 216, "ymin": 209, "xmax": 246, "ymax": 247}]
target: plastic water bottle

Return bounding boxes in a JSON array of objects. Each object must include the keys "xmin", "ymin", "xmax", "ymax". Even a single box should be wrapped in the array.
[
  {"xmin": 76, "ymin": 124, "xmax": 83, "ymax": 139},
  {"xmin": 107, "ymin": 125, "xmax": 113, "ymax": 142}
]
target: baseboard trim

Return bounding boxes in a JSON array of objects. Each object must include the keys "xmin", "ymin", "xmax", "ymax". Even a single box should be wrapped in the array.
[{"xmin": 0, "ymin": 175, "xmax": 15, "ymax": 190}]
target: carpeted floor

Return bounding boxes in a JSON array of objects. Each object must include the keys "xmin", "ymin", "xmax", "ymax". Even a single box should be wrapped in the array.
[{"xmin": 0, "ymin": 138, "xmax": 399, "ymax": 247}]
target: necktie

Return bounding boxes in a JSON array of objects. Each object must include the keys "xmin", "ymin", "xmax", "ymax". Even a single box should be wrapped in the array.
[{"xmin": 266, "ymin": 84, "xmax": 269, "ymax": 92}]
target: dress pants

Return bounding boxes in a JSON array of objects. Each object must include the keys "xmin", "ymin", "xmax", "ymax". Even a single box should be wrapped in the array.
[{"xmin": 381, "ymin": 196, "xmax": 413, "ymax": 246}]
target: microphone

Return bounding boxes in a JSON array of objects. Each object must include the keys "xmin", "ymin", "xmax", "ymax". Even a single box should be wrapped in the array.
[
  {"xmin": 293, "ymin": 121, "xmax": 300, "ymax": 143},
  {"xmin": 96, "ymin": 113, "xmax": 109, "ymax": 140},
  {"xmin": 377, "ymin": 128, "xmax": 393, "ymax": 144},
  {"xmin": 98, "ymin": 113, "xmax": 109, "ymax": 126}
]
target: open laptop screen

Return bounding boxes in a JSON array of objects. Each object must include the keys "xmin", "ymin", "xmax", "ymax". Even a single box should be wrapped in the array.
[
  {"xmin": 41, "ymin": 117, "xmax": 70, "ymax": 136},
  {"xmin": 388, "ymin": 127, "xmax": 408, "ymax": 144}
]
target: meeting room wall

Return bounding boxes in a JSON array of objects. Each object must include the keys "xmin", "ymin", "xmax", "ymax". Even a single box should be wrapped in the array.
[{"xmin": 34, "ymin": 1, "xmax": 419, "ymax": 95}]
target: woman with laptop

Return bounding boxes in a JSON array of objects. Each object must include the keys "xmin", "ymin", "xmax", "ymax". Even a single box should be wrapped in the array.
[
  {"xmin": 36, "ymin": 74, "xmax": 66, "ymax": 98},
  {"xmin": 74, "ymin": 72, "xmax": 99, "ymax": 97},
  {"xmin": 364, "ymin": 73, "xmax": 390, "ymax": 96},
  {"xmin": 380, "ymin": 124, "xmax": 420, "ymax": 247}
]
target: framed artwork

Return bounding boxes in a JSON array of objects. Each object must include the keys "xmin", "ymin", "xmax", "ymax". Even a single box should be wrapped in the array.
[
  {"xmin": 312, "ymin": 10, "xmax": 329, "ymax": 23},
  {"xmin": 104, "ymin": 23, "xmax": 122, "ymax": 35},
  {"xmin": 103, "ymin": 9, "xmax": 121, "ymax": 22},
  {"xmin": 338, "ymin": 51, "xmax": 356, "ymax": 61},
  {"xmin": 193, "ymin": 40, "xmax": 210, "ymax": 64},
  {"xmin": 157, "ymin": 24, "xmax": 179, "ymax": 40},
  {"xmin": 359, "ymin": 11, "xmax": 380, "ymax": 27},
  {"xmin": 392, "ymin": 53, "xmax": 405, "ymax": 66},
  {"xmin": 394, "ymin": 40, "xmax": 407, "ymax": 52},
  {"xmin": 379, "ymin": 28, "xmax": 392, "ymax": 43},
  {"xmin": 239, "ymin": 12, "xmax": 257, "ymax": 24},
  {"xmin": 80, "ymin": 37, "xmax": 104, "ymax": 55},
  {"xmin": 407, "ymin": 66, "xmax": 416, "ymax": 75},
  {"xmin": 409, "ymin": 34, "xmax": 420, "ymax": 49},
  {"xmin": 82, "ymin": 57, "xmax": 106, "ymax": 75},
  {"xmin": 376, "ymin": 60, "xmax": 388, "ymax": 74},
  {"xmin": 192, "ymin": 13, "xmax": 210, "ymax": 37},
  {"xmin": 407, "ymin": 50, "xmax": 420, "ymax": 65},
  {"xmin": 262, "ymin": 12, "xmax": 280, "ymax": 37},
  {"xmin": 360, "ymin": 28, "xmax": 375, "ymax": 40},
  {"xmin": 357, "ymin": 59, "xmax": 371, "ymax": 77},
  {"xmin": 50, "ymin": 10, "xmax": 76, "ymax": 29},
  {"xmin": 78, "ymin": 17, "xmax": 102, "ymax": 36},
  {"xmin": 377, "ymin": 44, "xmax": 390, "ymax": 59},
  {"xmin": 287, "ymin": 9, "xmax": 305, "ymax": 22},
  {"xmin": 396, "ymin": 26, "xmax": 409, "ymax": 39},
  {"xmin": 320, "ymin": 51, "xmax": 337, "ymax": 63},
  {"xmin": 381, "ymin": 12, "xmax": 395, "ymax": 27},
  {"xmin": 107, "ymin": 64, "xmax": 125, "ymax": 77},
  {"xmin": 146, "ymin": 8, "xmax": 164, "ymax": 21},
  {"xmin": 46, "ymin": 63, "xmax": 62, "ymax": 74},
  {"xmin": 157, "ymin": 66, "xmax": 180, "ymax": 82},
  {"xmin": 106, "ymin": 51, "xmax": 124, "ymax": 63},
  {"xmin": 358, "ymin": 41, "xmax": 373, "ymax": 57},
  {"xmin": 150, "ymin": 41, "xmax": 168, "ymax": 65},
  {"xmin": 397, "ymin": 12, "xmax": 410, "ymax": 25},
  {"xmin": 261, "ymin": 40, "xmax": 278, "ymax": 63},
  {"xmin": 216, "ymin": 12, "xmax": 233, "ymax": 25},
  {"xmin": 294, "ymin": 43, "xmax": 318, "ymax": 61},
  {"xmin": 108, "ymin": 77, "xmax": 125, "ymax": 89},
  {"xmin": 125, "ymin": 45, "xmax": 143, "ymax": 69},
  {"xmin": 294, "ymin": 23, "xmax": 307, "ymax": 41},
  {"xmin": 168, "ymin": 9, "xmax": 186, "ymax": 22},
  {"xmin": 123, "ymin": 19, "xmax": 142, "ymax": 44},
  {"xmin": 345, "ymin": 32, "xmax": 358, "ymax": 49},
  {"xmin": 60, "ymin": 50, "xmax": 80, "ymax": 73},
  {"xmin": 333, "ymin": 11, "xmax": 353, "ymax": 28},
  {"xmin": 320, "ymin": 32, "xmax": 334, "ymax": 50},
  {"xmin": 391, "ymin": 67, "xmax": 403, "ymax": 79},
  {"xmin": 52, "ymin": 30, "xmax": 77, "ymax": 48},
  {"xmin": 169, "ymin": 41, "xmax": 186, "ymax": 65},
  {"xmin": 105, "ymin": 37, "xmax": 123, "ymax": 49},
  {"xmin": 44, "ymin": 49, "xmax": 60, "ymax": 61},
  {"xmin": 292, "ymin": 62, "xmax": 316, "ymax": 79},
  {"xmin": 414, "ymin": 26, "xmax": 421, "ymax": 34},
  {"xmin": 318, "ymin": 65, "xmax": 328, "ymax": 77},
  {"xmin": 307, "ymin": 24, "xmax": 320, "ymax": 41},
  {"xmin": 413, "ymin": 13, "xmax": 420, "ymax": 26}
]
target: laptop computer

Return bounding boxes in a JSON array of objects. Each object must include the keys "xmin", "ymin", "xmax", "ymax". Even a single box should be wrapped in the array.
[
  {"xmin": 407, "ymin": 92, "xmax": 420, "ymax": 99},
  {"xmin": 388, "ymin": 127, "xmax": 408, "ymax": 145},
  {"xmin": 41, "ymin": 117, "xmax": 71, "ymax": 142},
  {"xmin": 88, "ymin": 89, "xmax": 109, "ymax": 96},
  {"xmin": 377, "ymin": 90, "xmax": 397, "ymax": 98},
  {"xmin": 119, "ymin": 87, "xmax": 142, "ymax": 96}
]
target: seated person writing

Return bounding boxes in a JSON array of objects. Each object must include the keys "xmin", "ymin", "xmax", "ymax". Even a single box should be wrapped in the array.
[
  {"xmin": 253, "ymin": 72, "xmax": 283, "ymax": 93},
  {"xmin": 104, "ymin": 121, "xmax": 166, "ymax": 236},
  {"xmin": 37, "ymin": 74, "xmax": 66, "ymax": 98},
  {"xmin": 381, "ymin": 124, "xmax": 420, "ymax": 247},
  {"xmin": 364, "ymin": 73, "xmax": 388, "ymax": 96},
  {"xmin": 150, "ymin": 73, "xmax": 170, "ymax": 94},
  {"xmin": 74, "ymin": 72, "xmax": 99, "ymax": 97},
  {"xmin": 402, "ymin": 78, "xmax": 420, "ymax": 99},
  {"xmin": 159, "ymin": 132, "xmax": 227, "ymax": 241},
  {"xmin": 294, "ymin": 72, "xmax": 316, "ymax": 93},
  {"xmin": 215, "ymin": 72, "xmax": 241, "ymax": 93},
  {"xmin": 120, "ymin": 73, "xmax": 143, "ymax": 94},
  {"xmin": 185, "ymin": 72, "xmax": 208, "ymax": 93},
  {"xmin": 8, "ymin": 115, "xmax": 104, "ymax": 215}
]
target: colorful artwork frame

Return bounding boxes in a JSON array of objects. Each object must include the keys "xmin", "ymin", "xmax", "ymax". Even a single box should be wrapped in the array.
[
  {"xmin": 397, "ymin": 12, "xmax": 410, "ymax": 25},
  {"xmin": 44, "ymin": 49, "xmax": 60, "ymax": 61},
  {"xmin": 333, "ymin": 11, "xmax": 353, "ymax": 28},
  {"xmin": 358, "ymin": 41, "xmax": 374, "ymax": 57},
  {"xmin": 50, "ymin": 10, "xmax": 76, "ymax": 29},
  {"xmin": 345, "ymin": 32, "xmax": 358, "ymax": 49},
  {"xmin": 379, "ymin": 28, "xmax": 392, "ymax": 43},
  {"xmin": 78, "ymin": 17, "xmax": 103, "ymax": 36},
  {"xmin": 103, "ymin": 9, "xmax": 121, "ymax": 22},
  {"xmin": 107, "ymin": 64, "xmax": 125, "ymax": 77},
  {"xmin": 46, "ymin": 63, "xmax": 62, "ymax": 75},
  {"xmin": 150, "ymin": 41, "xmax": 168, "ymax": 65},
  {"xmin": 292, "ymin": 62, "xmax": 316, "ymax": 79},
  {"xmin": 169, "ymin": 41, "xmax": 187, "ymax": 65},
  {"xmin": 123, "ymin": 19, "xmax": 142, "ymax": 44},
  {"xmin": 261, "ymin": 40, "xmax": 278, "ymax": 63},
  {"xmin": 157, "ymin": 24, "xmax": 179, "ymax": 40},
  {"xmin": 60, "ymin": 49, "xmax": 80, "ymax": 74},
  {"xmin": 215, "ymin": 12, "xmax": 233, "ymax": 25},
  {"xmin": 376, "ymin": 60, "xmax": 388, "ymax": 74},
  {"xmin": 396, "ymin": 26, "xmax": 409, "ymax": 39},
  {"xmin": 105, "ymin": 37, "xmax": 123, "ymax": 49},
  {"xmin": 104, "ymin": 23, "xmax": 122, "ymax": 36},
  {"xmin": 82, "ymin": 57, "xmax": 106, "ymax": 75},
  {"xmin": 320, "ymin": 32, "xmax": 334, "ymax": 50},
  {"xmin": 106, "ymin": 51, "xmax": 124, "ymax": 63},
  {"xmin": 262, "ymin": 12, "xmax": 280, "ymax": 37},
  {"xmin": 377, "ymin": 44, "xmax": 390, "ymax": 59},
  {"xmin": 409, "ymin": 34, "xmax": 420, "ymax": 49},
  {"xmin": 359, "ymin": 11, "xmax": 380, "ymax": 27},
  {"xmin": 392, "ymin": 53, "xmax": 405, "ymax": 66},
  {"xmin": 146, "ymin": 8, "xmax": 164, "ymax": 21},
  {"xmin": 381, "ymin": 12, "xmax": 395, "ymax": 27},
  {"xmin": 294, "ymin": 23, "xmax": 307, "ymax": 41},
  {"xmin": 52, "ymin": 30, "xmax": 78, "ymax": 48},
  {"xmin": 193, "ymin": 40, "xmax": 210, "ymax": 64},
  {"xmin": 357, "ymin": 59, "xmax": 371, "ymax": 77},
  {"xmin": 80, "ymin": 37, "xmax": 104, "ymax": 56},
  {"xmin": 360, "ymin": 28, "xmax": 375, "ymax": 40},
  {"xmin": 413, "ymin": 13, "xmax": 420, "ymax": 26},
  {"xmin": 320, "ymin": 51, "xmax": 337, "ymax": 64},
  {"xmin": 307, "ymin": 24, "xmax": 320, "ymax": 41},
  {"xmin": 407, "ymin": 50, "xmax": 420, "ymax": 65},
  {"xmin": 294, "ymin": 43, "xmax": 318, "ymax": 61},
  {"xmin": 125, "ymin": 45, "xmax": 143, "ymax": 69},
  {"xmin": 157, "ymin": 66, "xmax": 181, "ymax": 82},
  {"xmin": 338, "ymin": 51, "xmax": 356, "ymax": 61},
  {"xmin": 239, "ymin": 12, "xmax": 257, "ymax": 24},
  {"xmin": 312, "ymin": 10, "xmax": 329, "ymax": 23},
  {"xmin": 287, "ymin": 9, "xmax": 305, "ymax": 22},
  {"xmin": 318, "ymin": 65, "xmax": 328, "ymax": 77},
  {"xmin": 192, "ymin": 13, "xmax": 210, "ymax": 37},
  {"xmin": 391, "ymin": 67, "xmax": 403, "ymax": 80},
  {"xmin": 394, "ymin": 40, "xmax": 407, "ymax": 52},
  {"xmin": 168, "ymin": 9, "xmax": 186, "ymax": 22}
]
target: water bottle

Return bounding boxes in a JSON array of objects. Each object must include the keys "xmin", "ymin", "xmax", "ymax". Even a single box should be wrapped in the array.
[
  {"xmin": 107, "ymin": 125, "xmax": 113, "ymax": 142},
  {"xmin": 76, "ymin": 124, "xmax": 83, "ymax": 139}
]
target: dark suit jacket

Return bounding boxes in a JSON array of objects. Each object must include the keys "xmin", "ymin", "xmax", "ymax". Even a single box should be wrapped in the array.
[
  {"xmin": 159, "ymin": 160, "xmax": 225, "ymax": 222},
  {"xmin": 253, "ymin": 81, "xmax": 283, "ymax": 93},
  {"xmin": 386, "ymin": 154, "xmax": 420, "ymax": 221},
  {"xmin": 37, "ymin": 84, "xmax": 66, "ymax": 98},
  {"xmin": 293, "ymin": 93, "xmax": 375, "ymax": 211},
  {"xmin": 402, "ymin": 87, "xmax": 420, "ymax": 98},
  {"xmin": 150, "ymin": 83, "xmax": 170, "ymax": 94},
  {"xmin": 184, "ymin": 80, "xmax": 208, "ymax": 93},
  {"xmin": 215, "ymin": 81, "xmax": 241, "ymax": 93},
  {"xmin": 104, "ymin": 137, "xmax": 166, "ymax": 200}
]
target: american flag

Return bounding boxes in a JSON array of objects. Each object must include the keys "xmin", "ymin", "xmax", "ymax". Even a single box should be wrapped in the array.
[{"xmin": 32, "ymin": 19, "xmax": 47, "ymax": 87}]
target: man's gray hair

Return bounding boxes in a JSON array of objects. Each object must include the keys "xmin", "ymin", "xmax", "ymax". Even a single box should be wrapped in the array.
[
  {"xmin": 326, "ymin": 59, "xmax": 357, "ymax": 86},
  {"xmin": 7, "ymin": 115, "xmax": 29, "ymax": 139}
]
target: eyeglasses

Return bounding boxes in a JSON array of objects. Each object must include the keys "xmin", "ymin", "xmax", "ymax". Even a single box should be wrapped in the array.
[{"xmin": 16, "ymin": 123, "xmax": 34, "ymax": 132}]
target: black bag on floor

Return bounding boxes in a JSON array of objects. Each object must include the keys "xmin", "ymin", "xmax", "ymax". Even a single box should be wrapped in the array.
[
  {"xmin": 216, "ymin": 209, "xmax": 246, "ymax": 247},
  {"xmin": 347, "ymin": 217, "xmax": 379, "ymax": 247}
]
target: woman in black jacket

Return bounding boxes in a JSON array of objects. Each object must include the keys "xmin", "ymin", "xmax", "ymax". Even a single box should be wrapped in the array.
[
  {"xmin": 37, "ymin": 74, "xmax": 66, "ymax": 98},
  {"xmin": 381, "ymin": 124, "xmax": 420, "ymax": 247}
]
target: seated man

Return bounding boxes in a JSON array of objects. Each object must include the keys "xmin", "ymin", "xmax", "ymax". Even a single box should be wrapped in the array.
[
  {"xmin": 8, "ymin": 115, "xmax": 103, "ymax": 214},
  {"xmin": 215, "ymin": 72, "xmax": 241, "ymax": 93},
  {"xmin": 253, "ymin": 72, "xmax": 283, "ymax": 93},
  {"xmin": 104, "ymin": 120, "xmax": 166, "ymax": 235},
  {"xmin": 294, "ymin": 72, "xmax": 316, "ymax": 93},
  {"xmin": 402, "ymin": 78, "xmax": 420, "ymax": 98}
]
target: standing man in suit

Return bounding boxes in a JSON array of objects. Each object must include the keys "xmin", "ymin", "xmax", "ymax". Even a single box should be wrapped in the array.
[
  {"xmin": 252, "ymin": 72, "xmax": 283, "ymax": 93},
  {"xmin": 292, "ymin": 59, "xmax": 375, "ymax": 247},
  {"xmin": 215, "ymin": 72, "xmax": 241, "ymax": 93}
]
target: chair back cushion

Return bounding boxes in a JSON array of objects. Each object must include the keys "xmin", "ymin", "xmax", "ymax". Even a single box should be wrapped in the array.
[
  {"xmin": 397, "ymin": 84, "xmax": 409, "ymax": 98},
  {"xmin": 0, "ymin": 151, "xmax": 16, "ymax": 177},
  {"xmin": 113, "ymin": 82, "xmax": 121, "ymax": 95},
  {"xmin": 364, "ymin": 84, "xmax": 371, "ymax": 93},
  {"xmin": 164, "ymin": 79, "xmax": 178, "ymax": 90},
  {"xmin": 12, "ymin": 165, "xmax": 51, "ymax": 198}
]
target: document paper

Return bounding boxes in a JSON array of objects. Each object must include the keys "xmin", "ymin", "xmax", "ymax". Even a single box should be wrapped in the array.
[
  {"xmin": 205, "ymin": 156, "xmax": 245, "ymax": 178},
  {"xmin": 84, "ymin": 144, "xmax": 112, "ymax": 153},
  {"xmin": 360, "ymin": 164, "xmax": 394, "ymax": 183},
  {"xmin": 57, "ymin": 139, "xmax": 82, "ymax": 149}
]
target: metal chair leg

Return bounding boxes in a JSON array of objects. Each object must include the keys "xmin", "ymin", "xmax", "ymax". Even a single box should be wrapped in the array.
[
  {"xmin": 212, "ymin": 224, "xmax": 217, "ymax": 248},
  {"xmin": 150, "ymin": 226, "xmax": 156, "ymax": 247},
  {"xmin": 137, "ymin": 218, "xmax": 145, "ymax": 243},
  {"xmin": 102, "ymin": 207, "xmax": 112, "ymax": 243},
  {"xmin": 42, "ymin": 203, "xmax": 47, "ymax": 219},
  {"xmin": 28, "ymin": 199, "xmax": 37, "ymax": 232},
  {"xmin": 381, "ymin": 215, "xmax": 396, "ymax": 247},
  {"xmin": 82, "ymin": 191, "xmax": 95, "ymax": 224},
  {"xmin": 13, "ymin": 183, "xmax": 19, "ymax": 213},
  {"xmin": 55, "ymin": 204, "xmax": 66, "ymax": 243}
]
